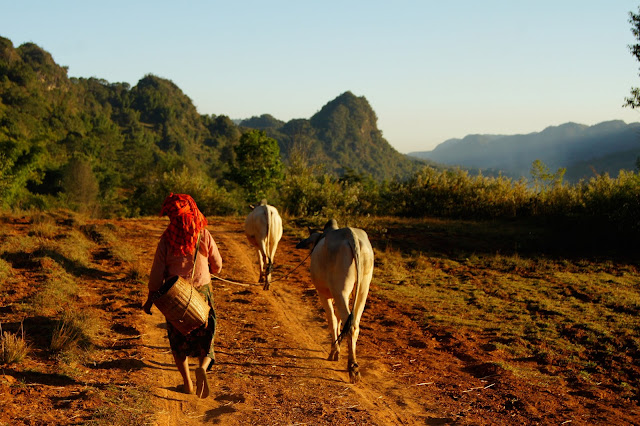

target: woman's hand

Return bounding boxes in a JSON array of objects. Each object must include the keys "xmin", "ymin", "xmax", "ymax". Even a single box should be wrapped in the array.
[{"xmin": 142, "ymin": 297, "xmax": 153, "ymax": 315}]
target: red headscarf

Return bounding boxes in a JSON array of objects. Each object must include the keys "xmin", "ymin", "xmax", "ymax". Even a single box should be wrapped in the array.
[{"xmin": 160, "ymin": 193, "xmax": 208, "ymax": 256}]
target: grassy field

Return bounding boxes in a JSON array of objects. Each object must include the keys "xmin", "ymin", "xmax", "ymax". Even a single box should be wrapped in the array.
[{"xmin": 351, "ymin": 215, "xmax": 640, "ymax": 401}]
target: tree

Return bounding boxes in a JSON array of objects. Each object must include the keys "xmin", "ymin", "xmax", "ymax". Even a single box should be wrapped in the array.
[
  {"xmin": 63, "ymin": 156, "xmax": 99, "ymax": 213},
  {"xmin": 530, "ymin": 159, "xmax": 565, "ymax": 193},
  {"xmin": 625, "ymin": 7, "xmax": 640, "ymax": 108},
  {"xmin": 229, "ymin": 130, "xmax": 283, "ymax": 201}
]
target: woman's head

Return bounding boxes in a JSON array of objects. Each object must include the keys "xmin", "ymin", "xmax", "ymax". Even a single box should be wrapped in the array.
[{"xmin": 160, "ymin": 193, "xmax": 207, "ymax": 256}]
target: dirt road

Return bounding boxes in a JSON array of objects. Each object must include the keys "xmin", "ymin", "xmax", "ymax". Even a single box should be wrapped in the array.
[{"xmin": 136, "ymin": 217, "xmax": 439, "ymax": 425}]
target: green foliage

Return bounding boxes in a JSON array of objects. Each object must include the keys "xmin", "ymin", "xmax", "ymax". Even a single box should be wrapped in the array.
[
  {"xmin": 123, "ymin": 166, "xmax": 242, "ymax": 217},
  {"xmin": 63, "ymin": 156, "xmax": 100, "ymax": 214},
  {"xmin": 626, "ymin": 7, "xmax": 640, "ymax": 108},
  {"xmin": 530, "ymin": 159, "xmax": 566, "ymax": 193},
  {"xmin": 229, "ymin": 129, "xmax": 283, "ymax": 201},
  {"xmin": 202, "ymin": 114, "xmax": 241, "ymax": 179},
  {"xmin": 388, "ymin": 166, "xmax": 532, "ymax": 218},
  {"xmin": 240, "ymin": 114, "xmax": 285, "ymax": 130},
  {"xmin": 158, "ymin": 166, "xmax": 241, "ymax": 216},
  {"xmin": 276, "ymin": 159, "xmax": 640, "ymax": 244},
  {"xmin": 0, "ymin": 37, "xmax": 241, "ymax": 216}
]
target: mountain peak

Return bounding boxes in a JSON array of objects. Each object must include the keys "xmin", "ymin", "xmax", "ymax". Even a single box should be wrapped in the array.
[{"xmin": 310, "ymin": 91, "xmax": 377, "ymax": 132}]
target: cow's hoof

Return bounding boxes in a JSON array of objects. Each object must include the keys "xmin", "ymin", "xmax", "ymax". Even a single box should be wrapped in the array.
[
  {"xmin": 262, "ymin": 282, "xmax": 270, "ymax": 291},
  {"xmin": 328, "ymin": 350, "xmax": 339, "ymax": 361},
  {"xmin": 348, "ymin": 362, "xmax": 360, "ymax": 383}
]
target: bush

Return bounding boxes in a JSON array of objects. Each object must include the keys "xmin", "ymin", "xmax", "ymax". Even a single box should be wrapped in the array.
[{"xmin": 130, "ymin": 166, "xmax": 242, "ymax": 216}]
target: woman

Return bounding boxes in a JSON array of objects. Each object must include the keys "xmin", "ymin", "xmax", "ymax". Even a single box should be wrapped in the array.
[{"xmin": 143, "ymin": 193, "xmax": 223, "ymax": 399}]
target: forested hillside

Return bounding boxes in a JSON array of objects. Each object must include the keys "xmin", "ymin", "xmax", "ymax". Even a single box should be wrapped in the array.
[
  {"xmin": 0, "ymin": 37, "xmax": 244, "ymax": 215},
  {"xmin": 0, "ymin": 36, "xmax": 428, "ymax": 216}
]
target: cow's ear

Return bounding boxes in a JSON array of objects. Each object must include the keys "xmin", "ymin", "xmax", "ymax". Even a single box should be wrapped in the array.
[
  {"xmin": 296, "ymin": 232, "xmax": 321, "ymax": 249},
  {"xmin": 249, "ymin": 204, "xmax": 255, "ymax": 210},
  {"xmin": 307, "ymin": 227, "xmax": 321, "ymax": 236}
]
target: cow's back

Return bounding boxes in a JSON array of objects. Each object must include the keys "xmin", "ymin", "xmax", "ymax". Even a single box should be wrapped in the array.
[
  {"xmin": 244, "ymin": 205, "xmax": 269, "ymax": 241},
  {"xmin": 310, "ymin": 227, "xmax": 373, "ymax": 297}
]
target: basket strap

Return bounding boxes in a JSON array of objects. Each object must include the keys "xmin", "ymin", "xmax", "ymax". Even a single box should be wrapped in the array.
[
  {"xmin": 190, "ymin": 231, "xmax": 202, "ymax": 280},
  {"xmin": 177, "ymin": 285, "xmax": 195, "ymax": 323}
]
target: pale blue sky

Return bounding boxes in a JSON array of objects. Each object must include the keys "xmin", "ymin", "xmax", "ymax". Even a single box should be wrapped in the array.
[{"xmin": 2, "ymin": 1, "xmax": 639, "ymax": 153}]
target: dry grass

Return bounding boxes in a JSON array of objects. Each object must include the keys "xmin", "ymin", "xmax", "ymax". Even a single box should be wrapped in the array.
[
  {"xmin": 28, "ymin": 213, "xmax": 59, "ymax": 238},
  {"xmin": 0, "ymin": 324, "xmax": 29, "ymax": 365},
  {"xmin": 0, "ymin": 258, "xmax": 14, "ymax": 289},
  {"xmin": 125, "ymin": 260, "xmax": 146, "ymax": 282},
  {"xmin": 50, "ymin": 309, "xmax": 101, "ymax": 363},
  {"xmin": 43, "ymin": 228, "xmax": 95, "ymax": 269},
  {"xmin": 86, "ymin": 385, "xmax": 155, "ymax": 425},
  {"xmin": 29, "ymin": 259, "xmax": 78, "ymax": 315},
  {"xmin": 108, "ymin": 244, "xmax": 136, "ymax": 264},
  {"xmin": 0, "ymin": 233, "xmax": 40, "ymax": 255}
]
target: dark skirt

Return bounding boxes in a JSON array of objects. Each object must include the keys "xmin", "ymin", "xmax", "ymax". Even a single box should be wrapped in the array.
[{"xmin": 166, "ymin": 282, "xmax": 216, "ymax": 362}]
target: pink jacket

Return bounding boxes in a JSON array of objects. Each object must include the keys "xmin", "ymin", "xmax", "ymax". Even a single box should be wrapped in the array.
[{"xmin": 148, "ymin": 228, "xmax": 223, "ymax": 293}]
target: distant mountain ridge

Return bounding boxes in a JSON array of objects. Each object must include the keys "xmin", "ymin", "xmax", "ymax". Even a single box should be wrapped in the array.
[{"xmin": 408, "ymin": 121, "xmax": 640, "ymax": 181}]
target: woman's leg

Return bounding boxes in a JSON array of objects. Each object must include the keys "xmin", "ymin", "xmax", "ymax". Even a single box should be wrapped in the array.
[
  {"xmin": 195, "ymin": 356, "xmax": 212, "ymax": 398},
  {"xmin": 173, "ymin": 351, "xmax": 193, "ymax": 394},
  {"xmin": 199, "ymin": 356, "xmax": 212, "ymax": 371}
]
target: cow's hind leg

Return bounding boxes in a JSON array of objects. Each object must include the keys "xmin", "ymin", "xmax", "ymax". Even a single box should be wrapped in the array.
[
  {"xmin": 347, "ymin": 326, "xmax": 360, "ymax": 383},
  {"xmin": 263, "ymin": 257, "xmax": 273, "ymax": 290},
  {"xmin": 318, "ymin": 293, "xmax": 340, "ymax": 361},
  {"xmin": 257, "ymin": 249, "xmax": 266, "ymax": 284},
  {"xmin": 344, "ymin": 282, "xmax": 368, "ymax": 383}
]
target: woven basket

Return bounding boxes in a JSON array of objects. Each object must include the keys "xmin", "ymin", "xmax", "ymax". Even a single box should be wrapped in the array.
[{"xmin": 153, "ymin": 276, "xmax": 210, "ymax": 335}]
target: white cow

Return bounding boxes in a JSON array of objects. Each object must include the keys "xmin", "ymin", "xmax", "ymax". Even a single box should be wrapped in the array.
[
  {"xmin": 296, "ymin": 219, "xmax": 374, "ymax": 383},
  {"xmin": 244, "ymin": 200, "xmax": 283, "ymax": 290}
]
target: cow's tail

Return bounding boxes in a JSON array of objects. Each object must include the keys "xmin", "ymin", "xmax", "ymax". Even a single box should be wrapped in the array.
[
  {"xmin": 337, "ymin": 228, "xmax": 362, "ymax": 345},
  {"xmin": 265, "ymin": 205, "xmax": 273, "ymax": 273}
]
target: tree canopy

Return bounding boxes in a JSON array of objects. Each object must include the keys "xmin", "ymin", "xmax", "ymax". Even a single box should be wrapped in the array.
[
  {"xmin": 626, "ymin": 7, "xmax": 640, "ymax": 108},
  {"xmin": 229, "ymin": 130, "xmax": 283, "ymax": 201}
]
